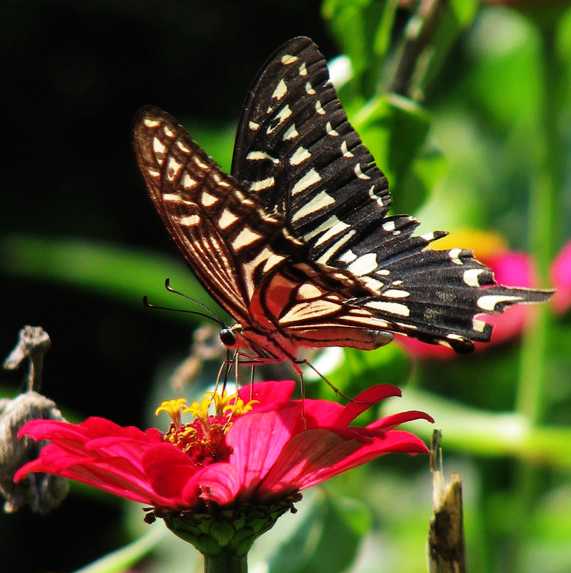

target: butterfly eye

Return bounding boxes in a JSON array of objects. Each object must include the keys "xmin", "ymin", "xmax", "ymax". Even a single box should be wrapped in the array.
[{"xmin": 219, "ymin": 328, "xmax": 237, "ymax": 348}]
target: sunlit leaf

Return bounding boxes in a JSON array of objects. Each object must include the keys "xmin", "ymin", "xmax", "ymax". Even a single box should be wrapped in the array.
[
  {"xmin": 352, "ymin": 94, "xmax": 436, "ymax": 213},
  {"xmin": 322, "ymin": 0, "xmax": 399, "ymax": 98},
  {"xmin": 268, "ymin": 493, "xmax": 372, "ymax": 573}
]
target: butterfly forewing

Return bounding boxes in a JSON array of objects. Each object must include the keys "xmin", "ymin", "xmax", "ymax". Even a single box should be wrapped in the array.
[
  {"xmin": 231, "ymin": 37, "xmax": 391, "ymax": 262},
  {"xmin": 134, "ymin": 107, "xmax": 298, "ymax": 324}
]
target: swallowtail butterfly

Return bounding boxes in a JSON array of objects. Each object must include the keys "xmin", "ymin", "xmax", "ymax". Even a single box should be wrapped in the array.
[{"xmin": 134, "ymin": 36, "xmax": 551, "ymax": 373}]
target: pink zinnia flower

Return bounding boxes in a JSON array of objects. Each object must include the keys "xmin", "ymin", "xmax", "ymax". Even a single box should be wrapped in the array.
[
  {"xmin": 397, "ymin": 231, "xmax": 571, "ymax": 359},
  {"xmin": 15, "ymin": 381, "xmax": 431, "ymax": 554}
]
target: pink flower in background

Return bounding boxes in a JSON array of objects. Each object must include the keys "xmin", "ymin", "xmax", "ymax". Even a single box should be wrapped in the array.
[
  {"xmin": 15, "ymin": 381, "xmax": 432, "ymax": 510},
  {"xmin": 397, "ymin": 231, "xmax": 571, "ymax": 359}
]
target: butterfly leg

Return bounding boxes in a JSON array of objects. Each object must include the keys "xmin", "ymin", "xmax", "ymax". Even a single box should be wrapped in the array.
[{"xmin": 294, "ymin": 359, "xmax": 352, "ymax": 403}]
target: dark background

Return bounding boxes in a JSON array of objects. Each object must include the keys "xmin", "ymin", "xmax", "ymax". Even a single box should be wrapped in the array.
[{"xmin": 1, "ymin": 2, "xmax": 333, "ymax": 571}]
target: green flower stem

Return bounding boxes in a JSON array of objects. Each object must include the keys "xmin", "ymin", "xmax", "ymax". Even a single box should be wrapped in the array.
[
  {"xmin": 204, "ymin": 553, "xmax": 247, "ymax": 573},
  {"xmin": 516, "ymin": 18, "xmax": 561, "ymax": 425},
  {"xmin": 513, "ymin": 14, "xmax": 562, "ymax": 571}
]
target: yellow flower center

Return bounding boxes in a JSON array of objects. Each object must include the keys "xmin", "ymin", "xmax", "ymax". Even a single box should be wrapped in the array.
[{"xmin": 155, "ymin": 389, "xmax": 258, "ymax": 466}]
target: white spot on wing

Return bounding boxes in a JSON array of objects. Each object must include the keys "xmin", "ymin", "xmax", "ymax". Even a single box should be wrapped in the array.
[
  {"xmin": 315, "ymin": 101, "xmax": 325, "ymax": 115},
  {"xmin": 383, "ymin": 289, "xmax": 410, "ymax": 299},
  {"xmin": 232, "ymin": 227, "xmax": 262, "ymax": 251},
  {"xmin": 299, "ymin": 62, "xmax": 307, "ymax": 76},
  {"xmin": 477, "ymin": 295, "xmax": 523, "ymax": 311},
  {"xmin": 194, "ymin": 156, "xmax": 208, "ymax": 169},
  {"xmin": 162, "ymin": 193, "xmax": 182, "ymax": 202},
  {"xmin": 326, "ymin": 122, "xmax": 339, "ymax": 136},
  {"xmin": 338, "ymin": 249, "xmax": 357, "ymax": 264},
  {"xmin": 153, "ymin": 138, "xmax": 166, "ymax": 156},
  {"xmin": 249, "ymin": 177, "xmax": 275, "ymax": 192},
  {"xmin": 366, "ymin": 301, "xmax": 410, "ymax": 317},
  {"xmin": 314, "ymin": 219, "xmax": 350, "ymax": 247},
  {"xmin": 247, "ymin": 151, "xmax": 279, "ymax": 164},
  {"xmin": 167, "ymin": 157, "xmax": 182, "ymax": 181},
  {"xmin": 201, "ymin": 192, "xmax": 218, "ymax": 207},
  {"xmin": 267, "ymin": 105, "xmax": 292, "ymax": 134},
  {"xmin": 298, "ymin": 283, "xmax": 322, "ymax": 299},
  {"xmin": 219, "ymin": 210, "xmax": 238, "ymax": 229},
  {"xmin": 347, "ymin": 253, "xmax": 378, "ymax": 276},
  {"xmin": 291, "ymin": 168, "xmax": 322, "ymax": 196},
  {"xmin": 354, "ymin": 164, "xmax": 371, "ymax": 180},
  {"xmin": 291, "ymin": 190, "xmax": 335, "ymax": 222},
  {"xmin": 305, "ymin": 82, "xmax": 316, "ymax": 95},
  {"xmin": 248, "ymin": 121, "xmax": 260, "ymax": 131},
  {"xmin": 182, "ymin": 172, "xmax": 197, "ymax": 189},
  {"xmin": 283, "ymin": 124, "xmax": 299, "ymax": 141},
  {"xmin": 316, "ymin": 230, "xmax": 356, "ymax": 265},
  {"xmin": 289, "ymin": 146, "xmax": 311, "ymax": 166},
  {"xmin": 272, "ymin": 79, "xmax": 287, "ymax": 100},
  {"xmin": 281, "ymin": 54, "xmax": 298, "ymax": 65},
  {"xmin": 362, "ymin": 277, "xmax": 384, "ymax": 292},
  {"xmin": 341, "ymin": 141, "xmax": 353, "ymax": 158},
  {"xmin": 177, "ymin": 215, "xmax": 200, "ymax": 226},
  {"xmin": 473, "ymin": 318, "xmax": 487, "ymax": 332},
  {"xmin": 449, "ymin": 248, "xmax": 463, "ymax": 265},
  {"xmin": 143, "ymin": 118, "xmax": 160, "ymax": 128},
  {"xmin": 463, "ymin": 269, "xmax": 484, "ymax": 287},
  {"xmin": 176, "ymin": 141, "xmax": 191, "ymax": 153},
  {"xmin": 212, "ymin": 173, "xmax": 230, "ymax": 188},
  {"xmin": 383, "ymin": 221, "xmax": 396, "ymax": 232},
  {"xmin": 368, "ymin": 185, "xmax": 383, "ymax": 207},
  {"xmin": 163, "ymin": 125, "xmax": 176, "ymax": 138}
]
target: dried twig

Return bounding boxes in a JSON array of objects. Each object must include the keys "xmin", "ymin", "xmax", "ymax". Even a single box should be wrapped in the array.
[
  {"xmin": 428, "ymin": 430, "xmax": 466, "ymax": 572},
  {"xmin": 3, "ymin": 325, "xmax": 51, "ymax": 392}
]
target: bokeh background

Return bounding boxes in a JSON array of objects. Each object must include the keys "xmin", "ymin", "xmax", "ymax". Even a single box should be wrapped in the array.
[{"xmin": 2, "ymin": 1, "xmax": 571, "ymax": 572}]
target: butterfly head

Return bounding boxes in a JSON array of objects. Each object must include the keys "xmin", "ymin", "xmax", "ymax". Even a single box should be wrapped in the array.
[{"xmin": 219, "ymin": 327, "xmax": 238, "ymax": 349}]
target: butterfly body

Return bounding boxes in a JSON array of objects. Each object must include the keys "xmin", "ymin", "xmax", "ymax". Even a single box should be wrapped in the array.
[{"xmin": 134, "ymin": 37, "xmax": 551, "ymax": 370}]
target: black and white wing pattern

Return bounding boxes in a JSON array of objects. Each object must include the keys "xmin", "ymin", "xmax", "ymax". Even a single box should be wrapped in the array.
[
  {"xmin": 135, "ymin": 37, "xmax": 551, "ymax": 363},
  {"xmin": 229, "ymin": 36, "xmax": 552, "ymax": 352}
]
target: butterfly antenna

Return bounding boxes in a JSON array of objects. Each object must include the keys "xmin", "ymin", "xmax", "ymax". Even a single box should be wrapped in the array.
[
  {"xmin": 143, "ymin": 296, "xmax": 226, "ymax": 328},
  {"xmin": 164, "ymin": 278, "xmax": 226, "ymax": 324}
]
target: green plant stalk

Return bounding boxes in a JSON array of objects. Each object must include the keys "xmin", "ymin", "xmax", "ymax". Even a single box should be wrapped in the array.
[
  {"xmin": 513, "ymin": 16, "xmax": 562, "ymax": 571},
  {"xmin": 204, "ymin": 554, "xmax": 247, "ymax": 573}
]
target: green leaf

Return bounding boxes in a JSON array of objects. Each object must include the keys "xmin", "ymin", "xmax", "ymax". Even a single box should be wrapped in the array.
[
  {"xmin": 0, "ymin": 235, "xmax": 223, "ymax": 323},
  {"xmin": 267, "ymin": 493, "xmax": 372, "ymax": 573},
  {"xmin": 322, "ymin": 0, "xmax": 399, "ymax": 98},
  {"xmin": 73, "ymin": 526, "xmax": 165, "ymax": 573},
  {"xmin": 322, "ymin": 344, "xmax": 411, "ymax": 404},
  {"xmin": 353, "ymin": 94, "xmax": 437, "ymax": 213}
]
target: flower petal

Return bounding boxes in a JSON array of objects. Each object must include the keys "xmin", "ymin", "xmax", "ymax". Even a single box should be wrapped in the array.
[
  {"xmin": 237, "ymin": 380, "xmax": 297, "ymax": 412},
  {"xmin": 226, "ymin": 404, "xmax": 301, "ymax": 497},
  {"xmin": 260, "ymin": 428, "xmax": 428, "ymax": 496},
  {"xmin": 552, "ymin": 241, "xmax": 571, "ymax": 313},
  {"xmin": 367, "ymin": 410, "xmax": 434, "ymax": 431},
  {"xmin": 334, "ymin": 385, "xmax": 402, "ymax": 426}
]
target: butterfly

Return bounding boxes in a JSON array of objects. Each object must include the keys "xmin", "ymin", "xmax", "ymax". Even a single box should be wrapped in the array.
[{"xmin": 133, "ymin": 36, "xmax": 551, "ymax": 374}]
